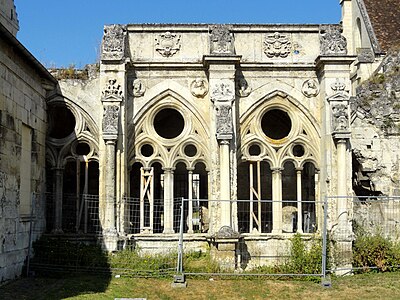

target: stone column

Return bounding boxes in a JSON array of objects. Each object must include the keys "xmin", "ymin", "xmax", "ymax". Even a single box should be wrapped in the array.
[
  {"xmin": 220, "ymin": 140, "xmax": 231, "ymax": 227},
  {"xmin": 163, "ymin": 167, "xmax": 175, "ymax": 234},
  {"xmin": 336, "ymin": 139, "xmax": 348, "ymax": 228},
  {"xmin": 296, "ymin": 168, "xmax": 303, "ymax": 233},
  {"xmin": 271, "ymin": 168, "xmax": 283, "ymax": 234},
  {"xmin": 104, "ymin": 140, "xmax": 117, "ymax": 234},
  {"xmin": 101, "ymin": 102, "xmax": 122, "ymax": 252},
  {"xmin": 53, "ymin": 167, "xmax": 64, "ymax": 233},
  {"xmin": 187, "ymin": 168, "xmax": 194, "ymax": 234}
]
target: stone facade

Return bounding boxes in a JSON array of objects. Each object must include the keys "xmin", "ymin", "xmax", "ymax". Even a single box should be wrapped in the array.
[
  {"xmin": 43, "ymin": 1, "xmax": 400, "ymax": 271},
  {"xmin": 2, "ymin": 0, "xmax": 400, "ymax": 278},
  {"xmin": 0, "ymin": 6, "xmax": 57, "ymax": 282}
]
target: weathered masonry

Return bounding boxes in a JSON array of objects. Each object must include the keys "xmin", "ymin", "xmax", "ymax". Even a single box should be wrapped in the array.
[
  {"xmin": 0, "ymin": 0, "xmax": 57, "ymax": 282},
  {"xmin": 1, "ymin": 0, "xmax": 400, "ymax": 281},
  {"xmin": 46, "ymin": 0, "xmax": 396, "ymax": 255}
]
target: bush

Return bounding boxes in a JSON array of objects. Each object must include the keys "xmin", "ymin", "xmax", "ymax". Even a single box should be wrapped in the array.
[
  {"xmin": 255, "ymin": 234, "xmax": 323, "ymax": 280},
  {"xmin": 353, "ymin": 234, "xmax": 400, "ymax": 272}
]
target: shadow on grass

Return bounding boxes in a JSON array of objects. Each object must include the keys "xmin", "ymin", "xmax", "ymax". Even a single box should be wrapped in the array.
[{"xmin": 0, "ymin": 235, "xmax": 112, "ymax": 299}]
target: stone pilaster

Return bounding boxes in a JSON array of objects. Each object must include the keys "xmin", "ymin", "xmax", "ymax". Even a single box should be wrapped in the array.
[
  {"xmin": 101, "ymin": 81, "xmax": 123, "ymax": 251},
  {"xmin": 100, "ymin": 24, "xmax": 128, "ymax": 251},
  {"xmin": 316, "ymin": 45, "xmax": 355, "ymax": 273},
  {"xmin": 203, "ymin": 24, "xmax": 241, "ymax": 234}
]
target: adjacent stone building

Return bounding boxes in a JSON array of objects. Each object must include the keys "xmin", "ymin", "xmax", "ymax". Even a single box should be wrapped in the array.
[{"xmin": 0, "ymin": 0, "xmax": 57, "ymax": 282}]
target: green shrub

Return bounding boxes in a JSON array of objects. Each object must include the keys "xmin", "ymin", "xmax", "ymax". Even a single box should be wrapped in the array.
[
  {"xmin": 109, "ymin": 248, "xmax": 176, "ymax": 275},
  {"xmin": 353, "ymin": 234, "xmax": 400, "ymax": 272},
  {"xmin": 255, "ymin": 234, "xmax": 323, "ymax": 280},
  {"xmin": 183, "ymin": 250, "xmax": 220, "ymax": 273}
]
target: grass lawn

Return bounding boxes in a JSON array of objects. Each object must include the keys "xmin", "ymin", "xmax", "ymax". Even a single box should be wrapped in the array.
[{"xmin": 1, "ymin": 272, "xmax": 400, "ymax": 299}]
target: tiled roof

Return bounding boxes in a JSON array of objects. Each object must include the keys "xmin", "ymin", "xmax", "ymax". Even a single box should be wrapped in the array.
[{"xmin": 363, "ymin": 0, "xmax": 400, "ymax": 52}]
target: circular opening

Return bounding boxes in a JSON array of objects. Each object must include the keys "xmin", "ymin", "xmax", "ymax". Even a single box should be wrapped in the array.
[
  {"xmin": 141, "ymin": 144, "xmax": 154, "ymax": 157},
  {"xmin": 249, "ymin": 144, "xmax": 261, "ymax": 156},
  {"xmin": 154, "ymin": 108, "xmax": 184, "ymax": 139},
  {"xmin": 48, "ymin": 105, "xmax": 76, "ymax": 139},
  {"xmin": 75, "ymin": 142, "xmax": 90, "ymax": 155},
  {"xmin": 184, "ymin": 144, "xmax": 197, "ymax": 157},
  {"xmin": 293, "ymin": 145, "xmax": 305, "ymax": 157},
  {"xmin": 261, "ymin": 109, "xmax": 292, "ymax": 140}
]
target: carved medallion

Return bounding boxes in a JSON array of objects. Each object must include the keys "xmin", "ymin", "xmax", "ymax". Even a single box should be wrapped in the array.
[
  {"xmin": 102, "ymin": 79, "xmax": 123, "ymax": 101},
  {"xmin": 211, "ymin": 81, "xmax": 235, "ymax": 102},
  {"xmin": 264, "ymin": 32, "xmax": 292, "ymax": 58},
  {"xmin": 132, "ymin": 79, "xmax": 146, "ymax": 97},
  {"xmin": 332, "ymin": 104, "xmax": 349, "ymax": 132},
  {"xmin": 101, "ymin": 25, "xmax": 127, "ymax": 60},
  {"xmin": 210, "ymin": 25, "xmax": 234, "ymax": 55},
  {"xmin": 302, "ymin": 79, "xmax": 320, "ymax": 98},
  {"xmin": 236, "ymin": 77, "xmax": 252, "ymax": 97},
  {"xmin": 320, "ymin": 25, "xmax": 347, "ymax": 56},
  {"xmin": 103, "ymin": 105, "xmax": 120, "ymax": 137},
  {"xmin": 155, "ymin": 32, "xmax": 181, "ymax": 57},
  {"xmin": 190, "ymin": 79, "xmax": 208, "ymax": 98}
]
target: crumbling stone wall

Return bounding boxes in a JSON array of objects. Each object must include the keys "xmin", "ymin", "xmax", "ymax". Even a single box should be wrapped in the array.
[
  {"xmin": 351, "ymin": 48, "xmax": 400, "ymax": 196},
  {"xmin": 0, "ymin": 35, "xmax": 49, "ymax": 283}
]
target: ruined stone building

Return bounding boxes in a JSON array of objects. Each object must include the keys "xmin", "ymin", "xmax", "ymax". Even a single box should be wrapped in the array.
[
  {"xmin": 0, "ymin": 0, "xmax": 57, "ymax": 282},
  {"xmin": 1, "ymin": 0, "xmax": 400, "ymax": 281}
]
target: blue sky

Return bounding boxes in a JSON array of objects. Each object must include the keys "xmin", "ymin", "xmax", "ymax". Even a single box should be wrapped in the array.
[{"xmin": 15, "ymin": 0, "xmax": 341, "ymax": 68}]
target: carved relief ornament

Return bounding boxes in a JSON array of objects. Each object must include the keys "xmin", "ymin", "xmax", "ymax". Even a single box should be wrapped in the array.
[
  {"xmin": 215, "ymin": 104, "xmax": 233, "ymax": 140},
  {"xmin": 102, "ymin": 79, "xmax": 123, "ymax": 102},
  {"xmin": 211, "ymin": 81, "xmax": 235, "ymax": 102},
  {"xmin": 236, "ymin": 77, "xmax": 252, "ymax": 97},
  {"xmin": 190, "ymin": 79, "xmax": 208, "ymax": 98},
  {"xmin": 102, "ymin": 105, "xmax": 120, "ymax": 139},
  {"xmin": 264, "ymin": 32, "xmax": 292, "ymax": 58},
  {"xmin": 302, "ymin": 79, "xmax": 320, "ymax": 98},
  {"xmin": 210, "ymin": 25, "xmax": 234, "ymax": 55},
  {"xmin": 132, "ymin": 79, "xmax": 146, "ymax": 97},
  {"xmin": 101, "ymin": 25, "xmax": 127, "ymax": 60},
  {"xmin": 320, "ymin": 25, "xmax": 347, "ymax": 56},
  {"xmin": 331, "ymin": 104, "xmax": 349, "ymax": 133},
  {"xmin": 155, "ymin": 32, "xmax": 181, "ymax": 57}
]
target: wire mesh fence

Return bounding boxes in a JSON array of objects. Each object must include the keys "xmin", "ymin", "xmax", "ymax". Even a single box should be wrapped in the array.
[
  {"xmin": 26, "ymin": 194, "xmax": 400, "ymax": 280},
  {"xmin": 328, "ymin": 196, "xmax": 400, "ymax": 275}
]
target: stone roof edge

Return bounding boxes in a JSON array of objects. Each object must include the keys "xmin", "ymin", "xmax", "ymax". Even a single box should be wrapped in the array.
[
  {"xmin": 125, "ymin": 23, "xmax": 329, "ymax": 32},
  {"xmin": 356, "ymin": 0, "xmax": 382, "ymax": 53},
  {"xmin": 0, "ymin": 22, "xmax": 57, "ymax": 85}
]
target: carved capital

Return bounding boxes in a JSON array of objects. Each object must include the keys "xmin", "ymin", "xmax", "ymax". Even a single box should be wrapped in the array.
[
  {"xmin": 319, "ymin": 25, "xmax": 347, "ymax": 56},
  {"xmin": 101, "ymin": 25, "xmax": 127, "ymax": 61}
]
